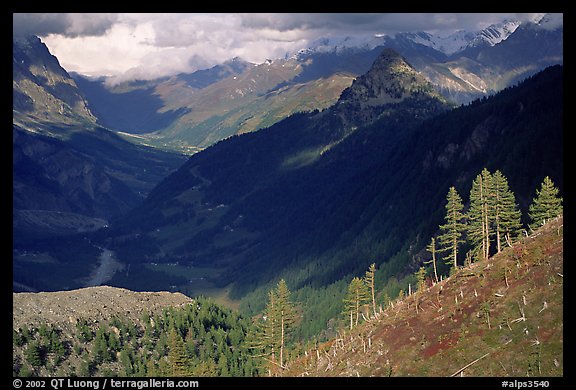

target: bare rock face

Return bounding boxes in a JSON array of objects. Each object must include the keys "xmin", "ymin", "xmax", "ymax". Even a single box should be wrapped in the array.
[
  {"xmin": 13, "ymin": 286, "xmax": 193, "ymax": 332},
  {"xmin": 13, "ymin": 35, "xmax": 96, "ymax": 124},
  {"xmin": 338, "ymin": 48, "xmax": 443, "ymax": 107},
  {"xmin": 333, "ymin": 48, "xmax": 447, "ymax": 130}
]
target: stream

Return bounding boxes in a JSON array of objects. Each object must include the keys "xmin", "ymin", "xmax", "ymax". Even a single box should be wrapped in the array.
[{"xmin": 84, "ymin": 247, "xmax": 124, "ymax": 287}]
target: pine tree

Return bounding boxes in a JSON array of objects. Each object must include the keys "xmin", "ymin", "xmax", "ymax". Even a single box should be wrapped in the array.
[
  {"xmin": 343, "ymin": 277, "xmax": 369, "ymax": 330},
  {"xmin": 467, "ymin": 169, "xmax": 493, "ymax": 262},
  {"xmin": 365, "ymin": 263, "xmax": 377, "ymax": 318},
  {"xmin": 529, "ymin": 176, "xmax": 563, "ymax": 227},
  {"xmin": 492, "ymin": 170, "xmax": 522, "ymax": 251},
  {"xmin": 274, "ymin": 279, "xmax": 297, "ymax": 369},
  {"xmin": 438, "ymin": 186, "xmax": 466, "ymax": 269},
  {"xmin": 424, "ymin": 237, "xmax": 438, "ymax": 284},
  {"xmin": 246, "ymin": 279, "xmax": 297, "ymax": 374},
  {"xmin": 25, "ymin": 341, "xmax": 43, "ymax": 368},
  {"xmin": 168, "ymin": 327, "xmax": 191, "ymax": 376},
  {"xmin": 415, "ymin": 267, "xmax": 427, "ymax": 292}
]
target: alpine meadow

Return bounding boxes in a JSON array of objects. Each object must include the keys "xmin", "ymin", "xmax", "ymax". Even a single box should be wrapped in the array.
[{"xmin": 13, "ymin": 13, "xmax": 563, "ymax": 381}]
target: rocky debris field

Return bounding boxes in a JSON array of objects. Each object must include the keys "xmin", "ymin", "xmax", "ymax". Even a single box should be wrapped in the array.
[{"xmin": 13, "ymin": 286, "xmax": 193, "ymax": 332}]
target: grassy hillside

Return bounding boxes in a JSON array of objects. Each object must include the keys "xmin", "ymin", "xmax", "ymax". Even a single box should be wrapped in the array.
[{"xmin": 285, "ymin": 216, "xmax": 563, "ymax": 377}]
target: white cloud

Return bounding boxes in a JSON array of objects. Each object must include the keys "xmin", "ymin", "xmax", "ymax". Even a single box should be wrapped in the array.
[{"xmin": 14, "ymin": 13, "xmax": 560, "ymax": 84}]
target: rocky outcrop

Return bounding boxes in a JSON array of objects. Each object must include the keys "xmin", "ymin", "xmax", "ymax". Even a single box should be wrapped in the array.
[
  {"xmin": 13, "ymin": 286, "xmax": 193, "ymax": 332},
  {"xmin": 13, "ymin": 35, "xmax": 96, "ymax": 125}
]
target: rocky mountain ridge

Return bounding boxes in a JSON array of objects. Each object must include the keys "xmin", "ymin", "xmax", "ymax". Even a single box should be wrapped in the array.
[{"xmin": 13, "ymin": 35, "xmax": 96, "ymax": 126}]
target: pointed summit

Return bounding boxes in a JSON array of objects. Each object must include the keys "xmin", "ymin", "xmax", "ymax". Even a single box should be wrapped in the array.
[
  {"xmin": 332, "ymin": 48, "xmax": 447, "ymax": 129},
  {"xmin": 338, "ymin": 48, "xmax": 443, "ymax": 107}
]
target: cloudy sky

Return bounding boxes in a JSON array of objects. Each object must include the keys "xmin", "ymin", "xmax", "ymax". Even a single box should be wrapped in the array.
[{"xmin": 13, "ymin": 13, "xmax": 550, "ymax": 84}]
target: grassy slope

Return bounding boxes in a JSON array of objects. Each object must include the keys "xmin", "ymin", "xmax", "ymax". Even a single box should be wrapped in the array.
[{"xmin": 285, "ymin": 216, "xmax": 563, "ymax": 377}]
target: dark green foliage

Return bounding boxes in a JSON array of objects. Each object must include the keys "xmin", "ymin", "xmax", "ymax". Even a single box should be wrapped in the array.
[
  {"xmin": 14, "ymin": 297, "xmax": 260, "ymax": 377},
  {"xmin": 529, "ymin": 176, "xmax": 563, "ymax": 228},
  {"xmin": 24, "ymin": 341, "xmax": 44, "ymax": 368},
  {"xmin": 492, "ymin": 170, "xmax": 523, "ymax": 251},
  {"xmin": 438, "ymin": 187, "xmax": 466, "ymax": 269},
  {"xmin": 76, "ymin": 319, "xmax": 94, "ymax": 343},
  {"xmin": 13, "ymin": 329, "xmax": 27, "ymax": 347}
]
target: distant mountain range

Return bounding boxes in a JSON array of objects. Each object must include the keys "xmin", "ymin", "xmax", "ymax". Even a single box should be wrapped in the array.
[{"xmin": 71, "ymin": 14, "xmax": 562, "ymax": 153}]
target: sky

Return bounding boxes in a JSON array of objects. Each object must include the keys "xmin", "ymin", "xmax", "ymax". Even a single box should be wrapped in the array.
[{"xmin": 13, "ymin": 13, "xmax": 551, "ymax": 85}]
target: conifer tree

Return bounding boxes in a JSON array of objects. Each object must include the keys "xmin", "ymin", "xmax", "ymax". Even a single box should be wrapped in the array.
[
  {"xmin": 365, "ymin": 263, "xmax": 377, "ymax": 318},
  {"xmin": 343, "ymin": 277, "xmax": 369, "ymax": 330},
  {"xmin": 415, "ymin": 266, "xmax": 427, "ymax": 292},
  {"xmin": 25, "ymin": 341, "xmax": 43, "ymax": 368},
  {"xmin": 438, "ymin": 186, "xmax": 466, "ymax": 269},
  {"xmin": 492, "ymin": 170, "xmax": 522, "ymax": 251},
  {"xmin": 246, "ymin": 279, "xmax": 297, "ymax": 374},
  {"xmin": 274, "ymin": 279, "xmax": 297, "ymax": 369},
  {"xmin": 529, "ymin": 176, "xmax": 563, "ymax": 227},
  {"xmin": 245, "ymin": 289, "xmax": 277, "ymax": 373},
  {"xmin": 168, "ymin": 327, "xmax": 191, "ymax": 376},
  {"xmin": 467, "ymin": 169, "xmax": 493, "ymax": 262},
  {"xmin": 424, "ymin": 237, "xmax": 439, "ymax": 284}
]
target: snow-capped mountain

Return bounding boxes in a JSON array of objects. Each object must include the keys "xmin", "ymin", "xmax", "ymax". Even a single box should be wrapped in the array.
[
  {"xmin": 298, "ymin": 17, "xmax": 527, "ymax": 57},
  {"xmin": 398, "ymin": 30, "xmax": 476, "ymax": 55},
  {"xmin": 299, "ymin": 34, "xmax": 387, "ymax": 55},
  {"xmin": 466, "ymin": 19, "xmax": 521, "ymax": 49}
]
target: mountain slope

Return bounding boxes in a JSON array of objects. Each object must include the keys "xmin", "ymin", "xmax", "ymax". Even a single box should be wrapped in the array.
[
  {"xmin": 110, "ymin": 49, "xmax": 447, "ymax": 264},
  {"xmin": 13, "ymin": 124, "xmax": 185, "ymax": 221},
  {"xmin": 73, "ymin": 53, "xmax": 374, "ymax": 152},
  {"xmin": 12, "ymin": 287, "xmax": 258, "ymax": 377},
  {"xmin": 285, "ymin": 216, "xmax": 563, "ymax": 377},
  {"xmin": 13, "ymin": 36, "xmax": 187, "ymax": 225},
  {"xmin": 106, "ymin": 60, "xmax": 562, "ymax": 343},
  {"xmin": 424, "ymin": 15, "xmax": 562, "ymax": 103},
  {"xmin": 13, "ymin": 35, "xmax": 96, "ymax": 126}
]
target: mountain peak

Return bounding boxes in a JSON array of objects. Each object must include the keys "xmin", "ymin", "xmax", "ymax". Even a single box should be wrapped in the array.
[{"xmin": 337, "ymin": 48, "xmax": 442, "ymax": 107}]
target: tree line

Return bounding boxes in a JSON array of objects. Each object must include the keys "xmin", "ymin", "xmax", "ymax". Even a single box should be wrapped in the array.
[
  {"xmin": 338, "ymin": 169, "xmax": 562, "ymax": 336},
  {"xmin": 436, "ymin": 169, "xmax": 562, "ymax": 271},
  {"xmin": 200, "ymin": 169, "xmax": 563, "ymax": 376}
]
